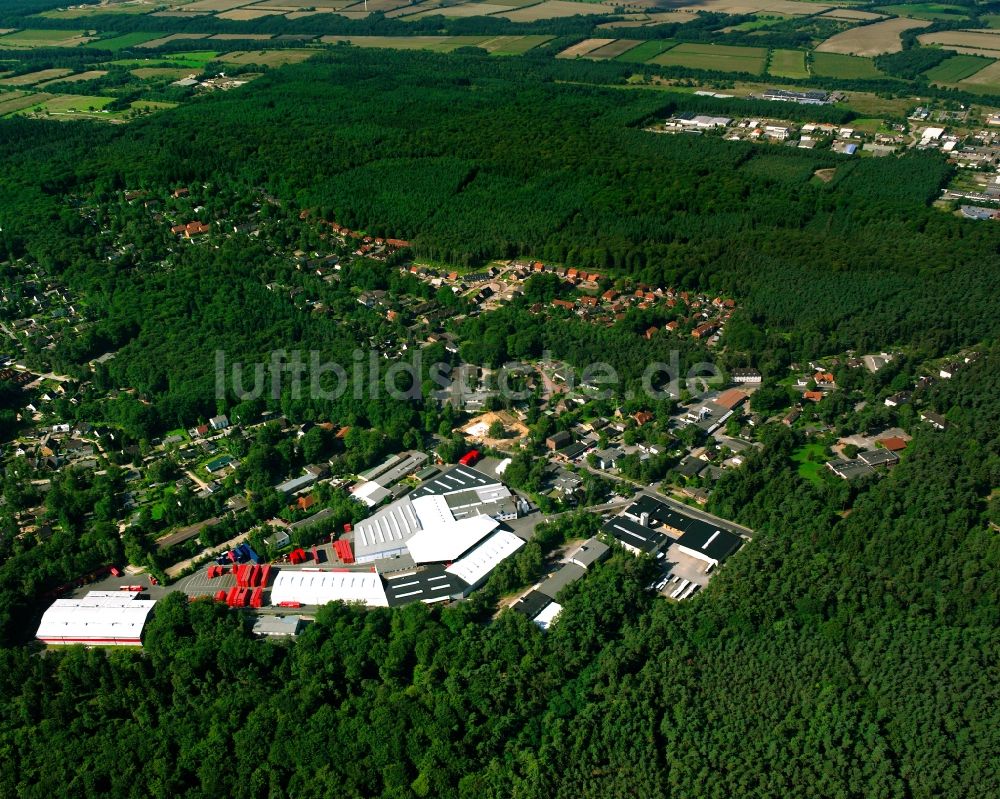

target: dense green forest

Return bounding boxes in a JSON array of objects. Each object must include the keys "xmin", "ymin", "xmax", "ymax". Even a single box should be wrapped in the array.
[
  {"xmin": 2, "ymin": 47, "xmax": 998, "ymax": 371},
  {"xmin": 0, "ymin": 44, "xmax": 999, "ymax": 799},
  {"xmin": 2, "ymin": 350, "xmax": 998, "ymax": 798}
]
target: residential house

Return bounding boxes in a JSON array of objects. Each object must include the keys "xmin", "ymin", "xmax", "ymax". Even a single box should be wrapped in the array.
[
  {"xmin": 920, "ymin": 412, "xmax": 947, "ymax": 430},
  {"xmin": 731, "ymin": 368, "xmax": 761, "ymax": 384},
  {"xmin": 546, "ymin": 430, "xmax": 573, "ymax": 451}
]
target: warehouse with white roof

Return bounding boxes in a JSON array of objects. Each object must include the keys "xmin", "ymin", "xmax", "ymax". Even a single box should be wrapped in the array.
[
  {"xmin": 352, "ymin": 465, "xmax": 519, "ymax": 564},
  {"xmin": 446, "ymin": 530, "xmax": 525, "ymax": 592},
  {"xmin": 270, "ymin": 570, "xmax": 389, "ymax": 608},
  {"xmin": 36, "ymin": 591, "xmax": 157, "ymax": 647}
]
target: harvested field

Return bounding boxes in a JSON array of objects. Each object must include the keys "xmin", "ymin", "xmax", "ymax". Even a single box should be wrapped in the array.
[
  {"xmin": 924, "ymin": 54, "xmax": 993, "ymax": 84},
  {"xmin": 877, "ymin": 3, "xmax": 969, "ymax": 21},
  {"xmin": 586, "ymin": 39, "xmax": 643, "ymax": 59},
  {"xmin": 130, "ymin": 67, "xmax": 199, "ymax": 79},
  {"xmin": 0, "ymin": 92, "xmax": 55, "ymax": 115},
  {"xmin": 341, "ymin": 0, "xmax": 411, "ymax": 9},
  {"xmin": 410, "ymin": 2, "xmax": 512, "ymax": 17},
  {"xmin": 816, "ymin": 17, "xmax": 929, "ymax": 56},
  {"xmin": 650, "ymin": 42, "xmax": 767, "ymax": 73},
  {"xmin": 929, "ymin": 45, "xmax": 1000, "ymax": 58},
  {"xmin": 811, "ymin": 51, "xmax": 883, "ymax": 78},
  {"xmin": 321, "ymin": 35, "xmax": 493, "ymax": 52},
  {"xmin": 37, "ymin": 70, "xmax": 108, "ymax": 86},
  {"xmin": 957, "ymin": 59, "xmax": 1000, "ymax": 93},
  {"xmin": 385, "ymin": 0, "xmax": 441, "ymax": 17},
  {"xmin": 183, "ymin": 0, "xmax": 252, "ymax": 9},
  {"xmin": 477, "ymin": 34, "xmax": 553, "ymax": 54},
  {"xmin": 557, "ymin": 38, "xmax": 616, "ymax": 58},
  {"xmin": 216, "ymin": 7, "xmax": 285, "ymax": 17},
  {"xmin": 821, "ymin": 8, "xmax": 883, "ymax": 20},
  {"xmin": 769, "ymin": 48, "xmax": 808, "ymax": 78},
  {"xmin": 41, "ymin": 2, "xmax": 154, "ymax": 17},
  {"xmin": 919, "ymin": 30, "xmax": 1000, "ymax": 55},
  {"xmin": 209, "ymin": 33, "xmax": 274, "ymax": 40},
  {"xmin": 497, "ymin": 1, "xmax": 615, "ymax": 21},
  {"xmin": 217, "ymin": 48, "xmax": 317, "ymax": 65},
  {"xmin": 0, "ymin": 29, "xmax": 93, "ymax": 48},
  {"xmin": 253, "ymin": 0, "xmax": 351, "ymax": 5},
  {"xmin": 0, "ymin": 68, "xmax": 73, "ymax": 87},
  {"xmin": 138, "ymin": 33, "xmax": 212, "ymax": 48},
  {"xmin": 674, "ymin": 0, "xmax": 828, "ymax": 15},
  {"xmin": 600, "ymin": 10, "xmax": 701, "ymax": 27}
]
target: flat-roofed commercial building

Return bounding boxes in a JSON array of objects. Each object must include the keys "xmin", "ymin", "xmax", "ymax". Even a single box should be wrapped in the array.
[
  {"xmin": 36, "ymin": 591, "xmax": 157, "ymax": 647},
  {"xmin": 269, "ymin": 570, "xmax": 389, "ymax": 608},
  {"xmin": 446, "ymin": 531, "xmax": 525, "ymax": 591}
]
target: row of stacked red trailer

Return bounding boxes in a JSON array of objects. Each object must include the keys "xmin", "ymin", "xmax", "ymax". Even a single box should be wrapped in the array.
[
  {"xmin": 222, "ymin": 585, "xmax": 265, "ymax": 608},
  {"xmin": 233, "ymin": 563, "xmax": 271, "ymax": 589},
  {"xmin": 334, "ymin": 539, "xmax": 354, "ymax": 564}
]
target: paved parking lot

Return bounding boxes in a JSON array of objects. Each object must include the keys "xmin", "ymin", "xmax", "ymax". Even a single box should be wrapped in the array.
[{"xmin": 656, "ymin": 543, "xmax": 712, "ymax": 597}]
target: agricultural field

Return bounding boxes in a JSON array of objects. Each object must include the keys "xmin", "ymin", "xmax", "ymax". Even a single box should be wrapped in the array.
[
  {"xmin": 811, "ymin": 51, "xmax": 883, "ymax": 78},
  {"xmin": 40, "ymin": 2, "xmax": 153, "ymax": 18},
  {"xmin": 733, "ymin": 15, "xmax": 793, "ymax": 31},
  {"xmin": 138, "ymin": 33, "xmax": 212, "ymax": 49},
  {"xmin": 769, "ymin": 48, "xmax": 808, "ymax": 78},
  {"xmin": 613, "ymin": 39, "xmax": 675, "ymax": 62},
  {"xmin": 815, "ymin": 17, "xmax": 930, "ymax": 57},
  {"xmin": 216, "ymin": 8, "xmax": 286, "ymax": 19},
  {"xmin": 671, "ymin": 0, "xmax": 829, "ymax": 14},
  {"xmin": 821, "ymin": 8, "xmax": 884, "ymax": 20},
  {"xmin": 954, "ymin": 60, "xmax": 1000, "ymax": 94},
  {"xmin": 0, "ymin": 91, "xmax": 50, "ymax": 116},
  {"xmin": 496, "ymin": 1, "xmax": 615, "ymax": 21},
  {"xmin": 112, "ymin": 51, "xmax": 220, "ymax": 68},
  {"xmin": 477, "ymin": 35, "xmax": 554, "ymax": 54},
  {"xmin": 600, "ymin": 10, "xmax": 701, "ymax": 28},
  {"xmin": 0, "ymin": 29, "xmax": 94, "ymax": 48},
  {"xmin": 24, "ymin": 94, "xmax": 115, "ymax": 115},
  {"xmin": 208, "ymin": 33, "xmax": 275, "ymax": 41},
  {"xmin": 321, "ymin": 36, "xmax": 492, "ymax": 53},
  {"xmin": 650, "ymin": 42, "xmax": 768, "ymax": 74},
  {"xmin": 407, "ymin": 2, "xmax": 513, "ymax": 18},
  {"xmin": 918, "ymin": 30, "xmax": 1000, "ymax": 57},
  {"xmin": 86, "ymin": 32, "xmax": 168, "ymax": 50},
  {"xmin": 183, "ymin": 0, "xmax": 253, "ymax": 10},
  {"xmin": 130, "ymin": 67, "xmax": 199, "ymax": 80},
  {"xmin": 876, "ymin": 3, "xmax": 969, "ymax": 21},
  {"xmin": 557, "ymin": 38, "xmax": 615, "ymax": 58},
  {"xmin": 217, "ymin": 49, "xmax": 318, "ymax": 65},
  {"xmin": 924, "ymin": 54, "xmax": 994, "ymax": 85},
  {"xmin": 36, "ymin": 70, "xmax": 109, "ymax": 87},
  {"xmin": 0, "ymin": 68, "xmax": 73, "ymax": 87},
  {"xmin": 586, "ymin": 39, "xmax": 644, "ymax": 59}
]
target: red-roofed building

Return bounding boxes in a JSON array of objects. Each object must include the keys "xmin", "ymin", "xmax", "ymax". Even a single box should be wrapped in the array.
[
  {"xmin": 632, "ymin": 410, "xmax": 653, "ymax": 426},
  {"xmin": 803, "ymin": 390, "xmax": 824, "ymax": 402},
  {"xmin": 714, "ymin": 389, "xmax": 748, "ymax": 410},
  {"xmin": 878, "ymin": 436, "xmax": 907, "ymax": 452},
  {"xmin": 644, "ymin": 326, "xmax": 659, "ymax": 340}
]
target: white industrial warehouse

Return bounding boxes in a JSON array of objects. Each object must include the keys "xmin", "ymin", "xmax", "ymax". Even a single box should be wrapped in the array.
[
  {"xmin": 267, "ymin": 465, "xmax": 530, "ymax": 609},
  {"xmin": 353, "ymin": 465, "xmax": 523, "ymax": 564},
  {"xmin": 270, "ymin": 570, "xmax": 390, "ymax": 608},
  {"xmin": 35, "ymin": 591, "xmax": 157, "ymax": 646}
]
